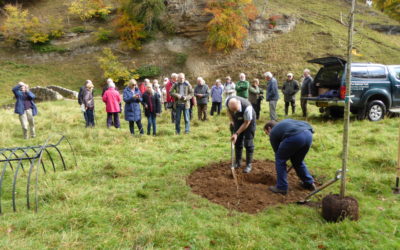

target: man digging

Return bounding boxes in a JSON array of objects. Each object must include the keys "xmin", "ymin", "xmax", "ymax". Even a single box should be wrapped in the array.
[
  {"xmin": 264, "ymin": 119, "xmax": 316, "ymax": 195},
  {"xmin": 226, "ymin": 96, "xmax": 256, "ymax": 173}
]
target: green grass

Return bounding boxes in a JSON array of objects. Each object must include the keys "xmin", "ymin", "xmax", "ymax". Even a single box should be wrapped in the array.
[{"xmin": 0, "ymin": 98, "xmax": 399, "ymax": 249}]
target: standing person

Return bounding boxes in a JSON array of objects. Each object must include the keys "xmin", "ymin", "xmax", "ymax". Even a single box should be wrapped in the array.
[
  {"xmin": 165, "ymin": 73, "xmax": 177, "ymax": 123},
  {"xmin": 78, "ymin": 82, "xmax": 88, "ymax": 126},
  {"xmin": 226, "ymin": 96, "xmax": 256, "ymax": 173},
  {"xmin": 264, "ymin": 119, "xmax": 316, "ymax": 194},
  {"xmin": 282, "ymin": 73, "xmax": 300, "ymax": 116},
  {"xmin": 142, "ymin": 84, "xmax": 161, "ymax": 136},
  {"xmin": 102, "ymin": 80, "xmax": 121, "ymax": 128},
  {"xmin": 265, "ymin": 72, "xmax": 279, "ymax": 121},
  {"xmin": 153, "ymin": 80, "xmax": 162, "ymax": 112},
  {"xmin": 83, "ymin": 80, "xmax": 95, "ymax": 128},
  {"xmin": 161, "ymin": 78, "xmax": 169, "ymax": 110},
  {"xmin": 249, "ymin": 78, "xmax": 261, "ymax": 120},
  {"xmin": 210, "ymin": 79, "xmax": 224, "ymax": 116},
  {"xmin": 123, "ymin": 79, "xmax": 144, "ymax": 135},
  {"xmin": 139, "ymin": 79, "xmax": 149, "ymax": 94},
  {"xmin": 12, "ymin": 82, "xmax": 37, "ymax": 139},
  {"xmin": 224, "ymin": 76, "xmax": 236, "ymax": 100},
  {"xmin": 170, "ymin": 73, "xmax": 193, "ymax": 134},
  {"xmin": 236, "ymin": 73, "xmax": 250, "ymax": 99},
  {"xmin": 194, "ymin": 77, "xmax": 209, "ymax": 121},
  {"xmin": 301, "ymin": 69, "xmax": 314, "ymax": 117}
]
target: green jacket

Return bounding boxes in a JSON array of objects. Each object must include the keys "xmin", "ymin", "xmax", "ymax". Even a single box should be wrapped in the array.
[
  {"xmin": 248, "ymin": 85, "xmax": 260, "ymax": 104},
  {"xmin": 170, "ymin": 81, "xmax": 194, "ymax": 109},
  {"xmin": 236, "ymin": 80, "xmax": 249, "ymax": 99}
]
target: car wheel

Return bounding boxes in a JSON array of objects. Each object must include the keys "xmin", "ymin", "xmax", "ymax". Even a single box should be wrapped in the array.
[{"xmin": 367, "ymin": 100, "xmax": 386, "ymax": 121}]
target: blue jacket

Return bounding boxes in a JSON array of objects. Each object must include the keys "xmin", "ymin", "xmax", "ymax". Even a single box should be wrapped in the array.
[
  {"xmin": 266, "ymin": 77, "xmax": 279, "ymax": 101},
  {"xmin": 211, "ymin": 85, "xmax": 224, "ymax": 103},
  {"xmin": 12, "ymin": 85, "xmax": 38, "ymax": 116},
  {"xmin": 123, "ymin": 87, "xmax": 142, "ymax": 122},
  {"xmin": 269, "ymin": 119, "xmax": 314, "ymax": 152}
]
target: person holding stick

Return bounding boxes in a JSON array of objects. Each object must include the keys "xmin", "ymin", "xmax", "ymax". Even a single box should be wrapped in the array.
[{"xmin": 226, "ymin": 96, "xmax": 256, "ymax": 173}]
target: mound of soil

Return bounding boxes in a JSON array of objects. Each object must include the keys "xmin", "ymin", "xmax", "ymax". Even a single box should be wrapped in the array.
[{"xmin": 187, "ymin": 160, "xmax": 317, "ymax": 214}]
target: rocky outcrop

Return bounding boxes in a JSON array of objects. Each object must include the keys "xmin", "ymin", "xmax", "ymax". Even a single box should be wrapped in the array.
[
  {"xmin": 47, "ymin": 86, "xmax": 78, "ymax": 99},
  {"xmin": 165, "ymin": 0, "xmax": 212, "ymax": 42},
  {"xmin": 30, "ymin": 87, "xmax": 64, "ymax": 102}
]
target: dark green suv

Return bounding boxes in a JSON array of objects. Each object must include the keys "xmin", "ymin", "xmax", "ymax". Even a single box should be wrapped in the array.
[{"xmin": 305, "ymin": 57, "xmax": 400, "ymax": 121}]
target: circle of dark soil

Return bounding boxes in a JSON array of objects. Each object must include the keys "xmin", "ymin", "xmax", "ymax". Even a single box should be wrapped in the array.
[{"xmin": 187, "ymin": 160, "xmax": 317, "ymax": 214}]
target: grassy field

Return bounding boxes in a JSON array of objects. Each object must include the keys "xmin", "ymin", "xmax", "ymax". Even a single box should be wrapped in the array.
[{"xmin": 0, "ymin": 97, "xmax": 399, "ymax": 249}]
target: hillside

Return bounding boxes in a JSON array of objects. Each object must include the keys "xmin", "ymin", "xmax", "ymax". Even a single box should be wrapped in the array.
[{"xmin": 0, "ymin": 0, "xmax": 399, "ymax": 106}]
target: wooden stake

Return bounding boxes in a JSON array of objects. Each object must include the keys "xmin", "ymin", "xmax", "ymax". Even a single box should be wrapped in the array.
[{"xmin": 340, "ymin": 0, "xmax": 356, "ymax": 198}]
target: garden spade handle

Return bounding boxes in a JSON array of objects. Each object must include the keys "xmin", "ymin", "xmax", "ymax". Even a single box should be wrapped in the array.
[{"xmin": 231, "ymin": 141, "xmax": 239, "ymax": 191}]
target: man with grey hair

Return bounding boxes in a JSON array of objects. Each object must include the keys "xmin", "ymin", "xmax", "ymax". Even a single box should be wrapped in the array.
[
  {"xmin": 301, "ymin": 69, "xmax": 314, "ymax": 117},
  {"xmin": 236, "ymin": 73, "xmax": 249, "ymax": 99},
  {"xmin": 170, "ymin": 73, "xmax": 193, "ymax": 134},
  {"xmin": 194, "ymin": 77, "xmax": 209, "ymax": 121},
  {"xmin": 226, "ymin": 96, "xmax": 256, "ymax": 173},
  {"xmin": 282, "ymin": 73, "xmax": 299, "ymax": 116},
  {"xmin": 265, "ymin": 71, "xmax": 279, "ymax": 121},
  {"xmin": 224, "ymin": 76, "xmax": 236, "ymax": 100}
]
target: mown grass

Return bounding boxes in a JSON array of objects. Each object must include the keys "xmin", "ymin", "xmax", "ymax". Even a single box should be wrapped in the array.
[{"xmin": 0, "ymin": 97, "xmax": 399, "ymax": 249}]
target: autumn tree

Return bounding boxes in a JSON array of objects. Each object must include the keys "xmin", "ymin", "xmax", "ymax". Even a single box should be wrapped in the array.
[
  {"xmin": 205, "ymin": 0, "xmax": 258, "ymax": 53},
  {"xmin": 373, "ymin": 0, "xmax": 400, "ymax": 21}
]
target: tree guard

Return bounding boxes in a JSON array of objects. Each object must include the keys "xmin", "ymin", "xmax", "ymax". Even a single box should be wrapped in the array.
[{"xmin": 0, "ymin": 135, "xmax": 77, "ymax": 214}]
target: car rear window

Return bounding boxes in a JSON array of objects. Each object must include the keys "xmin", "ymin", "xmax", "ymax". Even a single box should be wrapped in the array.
[
  {"xmin": 351, "ymin": 66, "xmax": 369, "ymax": 79},
  {"xmin": 367, "ymin": 66, "xmax": 387, "ymax": 79}
]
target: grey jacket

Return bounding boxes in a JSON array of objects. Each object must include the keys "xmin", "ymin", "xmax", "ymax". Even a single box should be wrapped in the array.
[
  {"xmin": 301, "ymin": 76, "xmax": 314, "ymax": 96},
  {"xmin": 282, "ymin": 80, "xmax": 299, "ymax": 102},
  {"xmin": 194, "ymin": 84, "xmax": 209, "ymax": 105}
]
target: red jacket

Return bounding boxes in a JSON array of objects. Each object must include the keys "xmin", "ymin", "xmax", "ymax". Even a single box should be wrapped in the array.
[
  {"xmin": 102, "ymin": 87, "xmax": 121, "ymax": 113},
  {"xmin": 139, "ymin": 83, "xmax": 146, "ymax": 94},
  {"xmin": 165, "ymin": 81, "xmax": 175, "ymax": 103}
]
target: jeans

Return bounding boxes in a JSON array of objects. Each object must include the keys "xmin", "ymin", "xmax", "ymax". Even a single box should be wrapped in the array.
[
  {"xmin": 269, "ymin": 100, "xmax": 278, "ymax": 121},
  {"xmin": 147, "ymin": 113, "xmax": 157, "ymax": 135},
  {"xmin": 86, "ymin": 109, "xmax": 95, "ymax": 127},
  {"xmin": 129, "ymin": 120, "xmax": 144, "ymax": 135},
  {"xmin": 19, "ymin": 109, "xmax": 35, "ymax": 139},
  {"xmin": 175, "ymin": 104, "xmax": 190, "ymax": 134},
  {"xmin": 210, "ymin": 102, "xmax": 222, "ymax": 116},
  {"xmin": 107, "ymin": 113, "xmax": 120, "ymax": 128},
  {"xmin": 275, "ymin": 130, "xmax": 314, "ymax": 190}
]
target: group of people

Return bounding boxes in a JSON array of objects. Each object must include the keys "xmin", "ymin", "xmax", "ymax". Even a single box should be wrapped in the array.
[{"xmin": 12, "ymin": 68, "xmax": 317, "ymax": 195}]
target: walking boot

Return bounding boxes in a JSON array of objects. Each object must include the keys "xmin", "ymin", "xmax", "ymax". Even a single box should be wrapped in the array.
[
  {"xmin": 243, "ymin": 164, "xmax": 252, "ymax": 173},
  {"xmin": 243, "ymin": 150, "xmax": 253, "ymax": 173},
  {"xmin": 268, "ymin": 186, "xmax": 287, "ymax": 195}
]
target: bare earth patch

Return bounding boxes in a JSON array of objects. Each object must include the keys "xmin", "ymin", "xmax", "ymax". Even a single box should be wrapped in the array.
[{"xmin": 187, "ymin": 160, "xmax": 318, "ymax": 214}]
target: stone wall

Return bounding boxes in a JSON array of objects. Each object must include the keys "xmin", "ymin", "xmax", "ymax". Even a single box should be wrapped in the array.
[
  {"xmin": 47, "ymin": 86, "xmax": 78, "ymax": 99},
  {"xmin": 30, "ymin": 87, "xmax": 64, "ymax": 102}
]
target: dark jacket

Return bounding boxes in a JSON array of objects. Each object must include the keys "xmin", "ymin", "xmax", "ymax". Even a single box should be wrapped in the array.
[
  {"xmin": 269, "ymin": 119, "xmax": 314, "ymax": 152},
  {"xmin": 266, "ymin": 77, "xmax": 279, "ymax": 101},
  {"xmin": 78, "ymin": 86, "xmax": 85, "ymax": 105},
  {"xmin": 123, "ymin": 87, "xmax": 142, "ymax": 122},
  {"xmin": 12, "ymin": 85, "xmax": 38, "ymax": 116},
  {"xmin": 194, "ymin": 84, "xmax": 209, "ymax": 105},
  {"xmin": 282, "ymin": 80, "xmax": 299, "ymax": 102},
  {"xmin": 142, "ymin": 91, "xmax": 161, "ymax": 117},
  {"xmin": 301, "ymin": 76, "xmax": 315, "ymax": 96}
]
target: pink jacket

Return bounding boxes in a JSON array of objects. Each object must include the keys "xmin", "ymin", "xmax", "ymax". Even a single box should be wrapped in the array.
[{"xmin": 102, "ymin": 87, "xmax": 121, "ymax": 113}]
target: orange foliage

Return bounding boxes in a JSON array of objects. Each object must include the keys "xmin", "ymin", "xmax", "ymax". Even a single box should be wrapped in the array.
[
  {"xmin": 205, "ymin": 0, "xmax": 258, "ymax": 53},
  {"xmin": 114, "ymin": 12, "xmax": 147, "ymax": 50}
]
